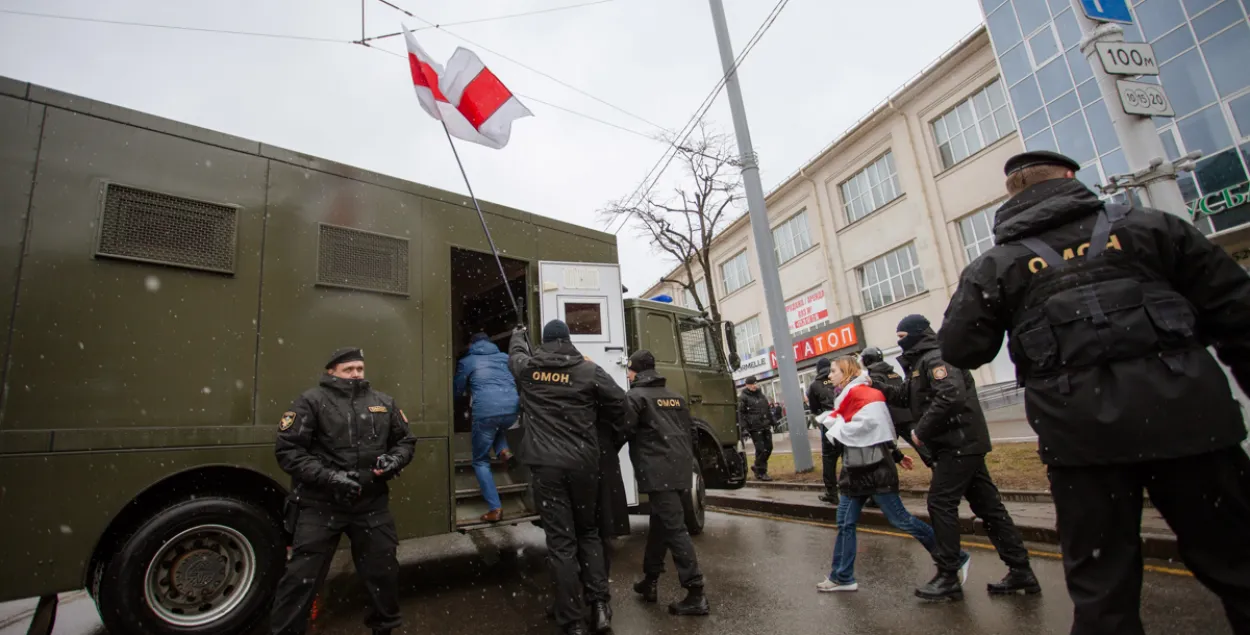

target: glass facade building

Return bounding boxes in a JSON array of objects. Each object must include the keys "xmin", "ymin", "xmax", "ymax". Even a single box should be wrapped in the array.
[{"xmin": 979, "ymin": 0, "xmax": 1250, "ymax": 237}]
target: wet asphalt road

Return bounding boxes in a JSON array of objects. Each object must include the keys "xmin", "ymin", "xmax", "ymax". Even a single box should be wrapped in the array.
[{"xmin": 2, "ymin": 511, "xmax": 1232, "ymax": 635}]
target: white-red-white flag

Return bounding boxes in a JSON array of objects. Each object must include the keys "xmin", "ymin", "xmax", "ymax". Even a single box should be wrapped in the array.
[{"xmin": 403, "ymin": 27, "xmax": 532, "ymax": 149}]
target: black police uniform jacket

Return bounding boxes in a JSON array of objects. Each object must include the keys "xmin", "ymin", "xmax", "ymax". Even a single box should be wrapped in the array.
[
  {"xmin": 622, "ymin": 370, "xmax": 696, "ymax": 493},
  {"xmin": 806, "ymin": 376, "xmax": 839, "ymax": 416},
  {"xmin": 865, "ymin": 360, "xmax": 915, "ymax": 428},
  {"xmin": 737, "ymin": 388, "xmax": 776, "ymax": 432},
  {"xmin": 508, "ymin": 331, "xmax": 629, "ymax": 473},
  {"xmin": 939, "ymin": 178, "xmax": 1250, "ymax": 466},
  {"xmin": 879, "ymin": 331, "xmax": 992, "ymax": 458},
  {"xmin": 275, "ymin": 374, "xmax": 417, "ymax": 508}
]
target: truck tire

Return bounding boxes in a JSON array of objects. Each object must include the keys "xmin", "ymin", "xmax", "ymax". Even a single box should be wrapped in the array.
[
  {"xmin": 92, "ymin": 496, "xmax": 285, "ymax": 635},
  {"xmin": 683, "ymin": 467, "xmax": 706, "ymax": 536}
]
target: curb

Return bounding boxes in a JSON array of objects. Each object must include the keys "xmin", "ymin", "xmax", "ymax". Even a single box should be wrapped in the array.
[
  {"xmin": 706, "ymin": 493, "xmax": 1178, "ymax": 561},
  {"xmin": 741, "ymin": 482, "xmax": 1156, "ymax": 508}
]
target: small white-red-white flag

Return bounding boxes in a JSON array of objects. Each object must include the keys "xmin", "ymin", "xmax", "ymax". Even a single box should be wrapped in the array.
[{"xmin": 403, "ymin": 27, "xmax": 532, "ymax": 149}]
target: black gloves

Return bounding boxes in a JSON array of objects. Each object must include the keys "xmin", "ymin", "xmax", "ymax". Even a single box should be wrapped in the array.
[
  {"xmin": 375, "ymin": 454, "xmax": 403, "ymax": 479},
  {"xmin": 326, "ymin": 470, "xmax": 362, "ymax": 500}
]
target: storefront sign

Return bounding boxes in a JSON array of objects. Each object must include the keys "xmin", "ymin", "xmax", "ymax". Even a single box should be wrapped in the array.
[
  {"xmin": 732, "ymin": 353, "xmax": 772, "ymax": 381},
  {"xmin": 770, "ymin": 318, "xmax": 861, "ymax": 369},
  {"xmin": 785, "ymin": 288, "xmax": 830, "ymax": 333},
  {"xmin": 1188, "ymin": 182, "xmax": 1249, "ymax": 219}
]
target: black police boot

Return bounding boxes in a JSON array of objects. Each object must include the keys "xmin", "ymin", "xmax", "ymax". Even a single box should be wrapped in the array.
[
  {"xmin": 591, "ymin": 601, "xmax": 612, "ymax": 633},
  {"xmin": 818, "ymin": 493, "xmax": 837, "ymax": 504},
  {"xmin": 915, "ymin": 571, "xmax": 963, "ymax": 601},
  {"xmin": 564, "ymin": 622, "xmax": 590, "ymax": 635},
  {"xmin": 987, "ymin": 567, "xmax": 1042, "ymax": 595},
  {"xmin": 633, "ymin": 576, "xmax": 659, "ymax": 603},
  {"xmin": 668, "ymin": 586, "xmax": 710, "ymax": 616},
  {"xmin": 757, "ymin": 473, "xmax": 774, "ymax": 482}
]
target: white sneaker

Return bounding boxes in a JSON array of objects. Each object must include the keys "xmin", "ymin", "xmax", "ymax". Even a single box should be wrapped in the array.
[
  {"xmin": 816, "ymin": 578, "xmax": 859, "ymax": 592},
  {"xmin": 958, "ymin": 553, "xmax": 972, "ymax": 586}
]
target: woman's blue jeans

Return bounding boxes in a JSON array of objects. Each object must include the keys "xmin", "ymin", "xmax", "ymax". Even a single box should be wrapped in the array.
[{"xmin": 829, "ymin": 492, "xmax": 963, "ymax": 584}]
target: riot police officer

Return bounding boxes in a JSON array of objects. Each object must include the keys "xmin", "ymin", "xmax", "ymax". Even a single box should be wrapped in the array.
[
  {"xmin": 807, "ymin": 357, "xmax": 841, "ymax": 503},
  {"xmin": 939, "ymin": 150, "xmax": 1250, "ymax": 634},
  {"xmin": 271, "ymin": 347, "xmax": 416, "ymax": 635},
  {"xmin": 877, "ymin": 315, "xmax": 1037, "ymax": 601},
  {"xmin": 509, "ymin": 320, "xmax": 628, "ymax": 635},
  {"xmin": 623, "ymin": 350, "xmax": 710, "ymax": 616},
  {"xmin": 860, "ymin": 346, "xmax": 931, "ymax": 467},
  {"xmin": 737, "ymin": 376, "xmax": 777, "ymax": 480}
]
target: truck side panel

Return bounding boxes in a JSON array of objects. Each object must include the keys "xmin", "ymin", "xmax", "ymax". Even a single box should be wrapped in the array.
[
  {"xmin": 3, "ymin": 106, "xmax": 268, "ymax": 432},
  {"xmin": 0, "ymin": 93, "xmax": 42, "ymax": 414}
]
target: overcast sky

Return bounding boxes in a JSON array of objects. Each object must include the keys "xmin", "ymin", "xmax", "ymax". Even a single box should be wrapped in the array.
[{"xmin": 0, "ymin": 0, "xmax": 983, "ymax": 295}]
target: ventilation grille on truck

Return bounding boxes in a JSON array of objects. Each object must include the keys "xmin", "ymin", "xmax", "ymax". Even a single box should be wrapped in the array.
[
  {"xmin": 97, "ymin": 183, "xmax": 238, "ymax": 274},
  {"xmin": 317, "ymin": 224, "xmax": 410, "ymax": 296}
]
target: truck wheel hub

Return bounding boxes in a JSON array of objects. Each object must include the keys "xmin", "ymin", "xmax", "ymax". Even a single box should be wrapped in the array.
[{"xmin": 172, "ymin": 549, "xmax": 228, "ymax": 595}]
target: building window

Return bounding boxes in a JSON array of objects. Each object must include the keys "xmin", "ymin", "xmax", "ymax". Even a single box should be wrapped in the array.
[
  {"xmin": 839, "ymin": 152, "xmax": 903, "ymax": 224},
  {"xmin": 736, "ymin": 316, "xmax": 764, "ymax": 355},
  {"xmin": 933, "ymin": 79, "xmax": 1017, "ymax": 169},
  {"xmin": 720, "ymin": 250, "xmax": 752, "ymax": 295},
  {"xmin": 857, "ymin": 243, "xmax": 925, "ymax": 312},
  {"xmin": 958, "ymin": 206, "xmax": 997, "ymax": 263},
  {"xmin": 773, "ymin": 210, "xmax": 813, "ymax": 265},
  {"xmin": 682, "ymin": 278, "xmax": 708, "ymax": 310}
]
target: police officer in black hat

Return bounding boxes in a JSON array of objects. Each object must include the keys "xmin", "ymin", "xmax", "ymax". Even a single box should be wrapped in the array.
[
  {"xmin": 622, "ymin": 350, "xmax": 710, "ymax": 616},
  {"xmin": 807, "ymin": 357, "xmax": 841, "ymax": 503},
  {"xmin": 510, "ymin": 320, "xmax": 628, "ymax": 635},
  {"xmin": 877, "ymin": 314, "xmax": 1037, "ymax": 601},
  {"xmin": 860, "ymin": 347, "xmax": 930, "ymax": 466},
  {"xmin": 940, "ymin": 150, "xmax": 1250, "ymax": 634},
  {"xmin": 271, "ymin": 347, "xmax": 416, "ymax": 635},
  {"xmin": 737, "ymin": 375, "xmax": 777, "ymax": 480}
]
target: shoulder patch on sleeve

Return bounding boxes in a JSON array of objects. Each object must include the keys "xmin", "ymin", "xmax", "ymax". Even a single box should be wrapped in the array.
[
  {"xmin": 887, "ymin": 373, "xmax": 900, "ymax": 379},
  {"xmin": 279, "ymin": 411, "xmax": 296, "ymax": 430},
  {"xmin": 911, "ymin": 369, "xmax": 921, "ymax": 378},
  {"xmin": 931, "ymin": 365, "xmax": 949, "ymax": 380}
]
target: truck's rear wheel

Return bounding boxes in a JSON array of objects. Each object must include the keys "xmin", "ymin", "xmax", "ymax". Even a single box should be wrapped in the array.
[
  {"xmin": 683, "ymin": 467, "xmax": 706, "ymax": 536},
  {"xmin": 93, "ymin": 496, "xmax": 284, "ymax": 635}
]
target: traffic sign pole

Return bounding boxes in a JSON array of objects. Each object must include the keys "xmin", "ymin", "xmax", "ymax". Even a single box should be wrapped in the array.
[
  {"xmin": 1069, "ymin": 0, "xmax": 1190, "ymax": 220},
  {"xmin": 708, "ymin": 0, "xmax": 813, "ymax": 472}
]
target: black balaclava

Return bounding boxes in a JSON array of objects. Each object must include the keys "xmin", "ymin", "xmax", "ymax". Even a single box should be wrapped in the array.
[{"xmin": 896, "ymin": 314, "xmax": 931, "ymax": 352}]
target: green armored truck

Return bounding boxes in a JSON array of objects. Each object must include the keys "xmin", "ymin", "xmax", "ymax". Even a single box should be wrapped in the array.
[{"xmin": 0, "ymin": 76, "xmax": 745, "ymax": 635}]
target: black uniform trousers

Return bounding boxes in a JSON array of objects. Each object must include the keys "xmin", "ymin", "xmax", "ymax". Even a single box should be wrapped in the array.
[
  {"xmin": 642, "ymin": 490, "xmax": 704, "ymax": 589},
  {"xmin": 1049, "ymin": 446, "xmax": 1250, "ymax": 635},
  {"xmin": 821, "ymin": 432, "xmax": 841, "ymax": 497},
  {"xmin": 532, "ymin": 465, "xmax": 610, "ymax": 628},
  {"xmin": 748, "ymin": 428, "xmax": 773, "ymax": 476},
  {"xmin": 271, "ymin": 504, "xmax": 401, "ymax": 635},
  {"xmin": 928, "ymin": 453, "xmax": 1030, "ymax": 574}
]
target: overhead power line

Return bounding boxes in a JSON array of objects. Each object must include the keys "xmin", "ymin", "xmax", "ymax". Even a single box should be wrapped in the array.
[
  {"xmin": 360, "ymin": 0, "xmax": 614, "ymax": 41},
  {"xmin": 0, "ymin": 6, "xmax": 664, "ymax": 142},
  {"xmin": 0, "ymin": 8, "xmax": 346, "ymax": 43},
  {"xmin": 609, "ymin": 0, "xmax": 791, "ymax": 235}
]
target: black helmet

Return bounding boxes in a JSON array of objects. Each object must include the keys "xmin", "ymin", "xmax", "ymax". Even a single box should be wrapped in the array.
[{"xmin": 860, "ymin": 346, "xmax": 883, "ymax": 366}]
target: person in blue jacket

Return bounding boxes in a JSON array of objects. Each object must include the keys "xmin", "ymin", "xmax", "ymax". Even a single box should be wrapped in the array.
[{"xmin": 454, "ymin": 332, "xmax": 520, "ymax": 522}]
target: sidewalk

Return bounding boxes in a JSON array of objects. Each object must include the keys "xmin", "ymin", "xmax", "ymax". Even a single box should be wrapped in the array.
[{"xmin": 706, "ymin": 485, "xmax": 1180, "ymax": 561}]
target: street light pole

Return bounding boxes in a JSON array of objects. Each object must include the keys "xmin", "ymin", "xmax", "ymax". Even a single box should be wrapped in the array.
[
  {"xmin": 1069, "ymin": 0, "xmax": 1192, "ymax": 219},
  {"xmin": 707, "ymin": 0, "xmax": 813, "ymax": 472}
]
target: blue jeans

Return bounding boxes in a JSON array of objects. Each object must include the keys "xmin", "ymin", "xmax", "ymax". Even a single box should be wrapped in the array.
[
  {"xmin": 830, "ymin": 492, "xmax": 958, "ymax": 584},
  {"xmin": 472, "ymin": 414, "xmax": 515, "ymax": 511}
]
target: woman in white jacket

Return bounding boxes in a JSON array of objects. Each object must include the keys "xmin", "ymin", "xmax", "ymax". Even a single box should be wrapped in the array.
[{"xmin": 815, "ymin": 356, "xmax": 968, "ymax": 593}]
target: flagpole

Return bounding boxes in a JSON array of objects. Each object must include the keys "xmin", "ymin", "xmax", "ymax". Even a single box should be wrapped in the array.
[{"xmin": 440, "ymin": 123, "xmax": 525, "ymax": 327}]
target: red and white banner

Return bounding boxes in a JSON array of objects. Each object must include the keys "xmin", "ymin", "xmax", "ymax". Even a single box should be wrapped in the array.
[
  {"xmin": 403, "ymin": 27, "xmax": 533, "ymax": 149},
  {"xmin": 785, "ymin": 288, "xmax": 829, "ymax": 333}
]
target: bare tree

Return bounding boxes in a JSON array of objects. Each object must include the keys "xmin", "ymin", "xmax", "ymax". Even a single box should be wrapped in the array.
[{"xmin": 601, "ymin": 123, "xmax": 742, "ymax": 331}]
